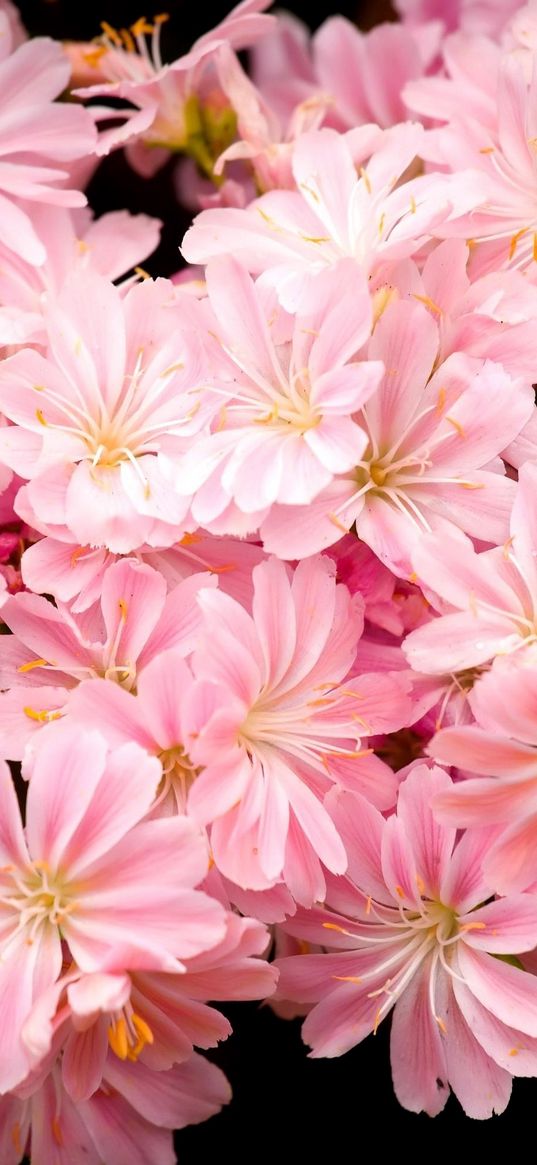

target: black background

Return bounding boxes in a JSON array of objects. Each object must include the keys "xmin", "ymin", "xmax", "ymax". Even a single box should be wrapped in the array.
[{"xmin": 14, "ymin": 0, "xmax": 533, "ymax": 1153}]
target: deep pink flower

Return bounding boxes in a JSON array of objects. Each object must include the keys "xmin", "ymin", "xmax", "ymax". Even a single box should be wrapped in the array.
[
  {"xmin": 185, "ymin": 554, "xmax": 409, "ymax": 902},
  {"xmin": 0, "ymin": 1051, "xmax": 230, "ymax": 1164},
  {"xmin": 276, "ymin": 766, "xmax": 537, "ymax": 1117},
  {"xmin": 432, "ymin": 659, "xmax": 537, "ymax": 893},
  {"xmin": 404, "ymin": 462, "xmax": 537, "ymax": 675},
  {"xmin": 0, "ymin": 559, "xmax": 213, "ymax": 760}
]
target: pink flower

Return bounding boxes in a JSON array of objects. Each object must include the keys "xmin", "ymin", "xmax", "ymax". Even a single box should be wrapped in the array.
[
  {"xmin": 0, "ymin": 22, "xmax": 96, "ymax": 265},
  {"xmin": 431, "ymin": 659, "xmax": 537, "ymax": 892},
  {"xmin": 387, "ymin": 238, "xmax": 537, "ymax": 381},
  {"xmin": 0, "ymin": 270, "xmax": 215, "ymax": 554},
  {"xmin": 19, "ymin": 528, "xmax": 265, "ymax": 614},
  {"xmin": 0, "ymin": 205, "xmax": 162, "ymax": 349},
  {"xmin": 182, "ymin": 123, "xmax": 467, "ymax": 310},
  {"xmin": 185, "ymin": 554, "xmax": 409, "ymax": 903},
  {"xmin": 276, "ymin": 766, "xmax": 537, "ymax": 1118},
  {"xmin": 395, "ymin": 0, "xmax": 520, "ymax": 37},
  {"xmin": 173, "ymin": 256, "xmax": 383, "ymax": 525},
  {"xmin": 259, "ymin": 300, "xmax": 532, "ymax": 572},
  {"xmin": 74, "ymin": 2, "xmax": 275, "ymax": 177},
  {"xmin": 212, "ymin": 42, "xmax": 330, "ymax": 192},
  {"xmin": 404, "ymin": 462, "xmax": 537, "ymax": 675},
  {"xmin": 0, "ymin": 558, "xmax": 213, "ymax": 760},
  {"xmin": 0, "ymin": 726, "xmax": 225, "ymax": 1091},
  {"xmin": 0, "ymin": 1051, "xmax": 230, "ymax": 1164},
  {"xmin": 407, "ymin": 48, "xmax": 537, "ymax": 277},
  {"xmin": 21, "ymin": 913, "xmax": 276, "ymax": 1096}
]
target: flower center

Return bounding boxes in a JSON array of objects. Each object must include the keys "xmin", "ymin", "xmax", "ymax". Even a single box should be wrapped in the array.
[
  {"xmin": 2, "ymin": 861, "xmax": 75, "ymax": 949},
  {"xmin": 156, "ymin": 745, "xmax": 200, "ymax": 810}
]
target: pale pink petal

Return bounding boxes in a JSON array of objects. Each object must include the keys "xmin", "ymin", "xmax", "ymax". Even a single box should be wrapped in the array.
[
  {"xmin": 457, "ymin": 945, "xmax": 537, "ymax": 1037},
  {"xmin": 390, "ymin": 956, "xmax": 449, "ymax": 1117}
]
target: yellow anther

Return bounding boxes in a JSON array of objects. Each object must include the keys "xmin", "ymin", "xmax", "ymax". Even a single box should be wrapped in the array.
[
  {"xmin": 412, "ymin": 292, "xmax": 442, "ymax": 316},
  {"xmin": 207, "ymin": 562, "xmax": 235, "ymax": 574},
  {"xmin": 332, "ymin": 975, "xmax": 362, "ymax": 984},
  {"xmin": 11, "ymin": 1124, "xmax": 22, "ymax": 1155},
  {"xmin": 459, "ymin": 921, "xmax": 487, "ymax": 931},
  {"xmin": 508, "ymin": 1047, "xmax": 520, "ymax": 1056},
  {"xmin": 178, "ymin": 532, "xmax": 202, "ymax": 546},
  {"xmin": 359, "ymin": 167, "xmax": 372, "ymax": 194},
  {"xmin": 154, "ymin": 13, "xmax": 170, "ymax": 25},
  {"xmin": 460, "ymin": 481, "xmax": 484, "ymax": 490},
  {"xmin": 18, "ymin": 658, "xmax": 49, "ymax": 673},
  {"xmin": 51, "ymin": 1118, "xmax": 63, "ymax": 1146},
  {"xmin": 533, "ymin": 233, "xmax": 537, "ymax": 263},
  {"xmin": 509, "ymin": 228, "xmax": 526, "ymax": 260},
  {"xmin": 23, "ymin": 706, "xmax": 62, "ymax": 723},
  {"xmin": 435, "ymin": 1016, "xmax": 447, "ymax": 1035},
  {"xmin": 299, "ymin": 181, "xmax": 320, "ymax": 203},
  {"xmin": 132, "ymin": 1013, "xmax": 154, "ymax": 1049},
  {"xmin": 445, "ymin": 414, "xmax": 466, "ymax": 438},
  {"xmin": 120, "ymin": 27, "xmax": 136, "ymax": 51},
  {"xmin": 373, "ymin": 1007, "xmax": 382, "ymax": 1035},
  {"xmin": 118, "ymin": 598, "xmax": 128, "ymax": 620},
  {"xmin": 378, "ymin": 211, "xmax": 385, "ymax": 237},
  {"xmin": 108, "ymin": 1017, "xmax": 129, "ymax": 1059},
  {"xmin": 416, "ymin": 874, "xmax": 426, "ymax": 894},
  {"xmin": 215, "ymin": 406, "xmax": 228, "ymax": 431},
  {"xmin": 70, "ymin": 545, "xmax": 88, "ymax": 567},
  {"xmin": 299, "ymin": 234, "xmax": 331, "ymax": 244},
  {"xmin": 35, "ymin": 408, "xmax": 47, "ymax": 426},
  {"xmin": 365, "ymin": 896, "xmax": 372, "ymax": 915},
  {"xmin": 503, "ymin": 536, "xmax": 515, "ymax": 560},
  {"xmin": 134, "ymin": 265, "xmax": 151, "ymax": 280},
  {"xmin": 131, "ymin": 17, "xmax": 154, "ymax": 36},
  {"xmin": 394, "ymin": 885, "xmax": 406, "ymax": 899},
  {"xmin": 83, "ymin": 45, "xmax": 108, "ymax": 67},
  {"xmin": 408, "ymin": 570, "xmax": 418, "ymax": 583},
  {"xmin": 328, "ymin": 512, "xmax": 350, "ymax": 534},
  {"xmin": 159, "ymin": 360, "xmax": 185, "ymax": 376},
  {"xmin": 479, "ymin": 146, "xmax": 495, "ymax": 154},
  {"xmin": 100, "ymin": 21, "xmax": 123, "ymax": 45},
  {"xmin": 409, "ymin": 194, "xmax": 417, "ymax": 213},
  {"xmin": 322, "ymin": 922, "xmax": 348, "ymax": 934}
]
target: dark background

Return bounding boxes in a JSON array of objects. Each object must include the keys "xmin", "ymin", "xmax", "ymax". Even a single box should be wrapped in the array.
[{"xmin": 15, "ymin": 0, "xmax": 533, "ymax": 1152}]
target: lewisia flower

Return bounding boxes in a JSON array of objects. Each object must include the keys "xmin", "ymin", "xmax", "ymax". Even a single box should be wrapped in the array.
[
  {"xmin": 0, "ymin": 726, "xmax": 226, "ymax": 1092},
  {"xmin": 431, "ymin": 657, "xmax": 537, "ymax": 893},
  {"xmin": 173, "ymin": 256, "xmax": 383, "ymax": 524},
  {"xmin": 0, "ymin": 205, "xmax": 162, "ymax": 349},
  {"xmin": 276, "ymin": 766, "xmax": 537, "ymax": 1118},
  {"xmin": 21, "ymin": 913, "xmax": 276, "ymax": 1094},
  {"xmin": 74, "ymin": 0, "xmax": 275, "ymax": 178},
  {"xmin": 0, "ymin": 559, "xmax": 213, "ymax": 759},
  {"xmin": 0, "ymin": 1051, "xmax": 230, "ymax": 1165},
  {"xmin": 0, "ymin": 270, "xmax": 215, "ymax": 554},
  {"xmin": 0, "ymin": 19, "xmax": 96, "ymax": 265},
  {"xmin": 259, "ymin": 299, "xmax": 533, "ymax": 573},
  {"xmin": 182, "ymin": 123, "xmax": 466, "ymax": 310},
  {"xmin": 404, "ymin": 462, "xmax": 537, "ymax": 674},
  {"xmin": 407, "ymin": 45, "xmax": 537, "ymax": 277},
  {"xmin": 186, "ymin": 554, "xmax": 410, "ymax": 903}
]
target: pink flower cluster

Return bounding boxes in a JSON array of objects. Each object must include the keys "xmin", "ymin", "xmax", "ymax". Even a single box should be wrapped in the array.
[{"xmin": 2, "ymin": 0, "xmax": 537, "ymax": 1150}]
